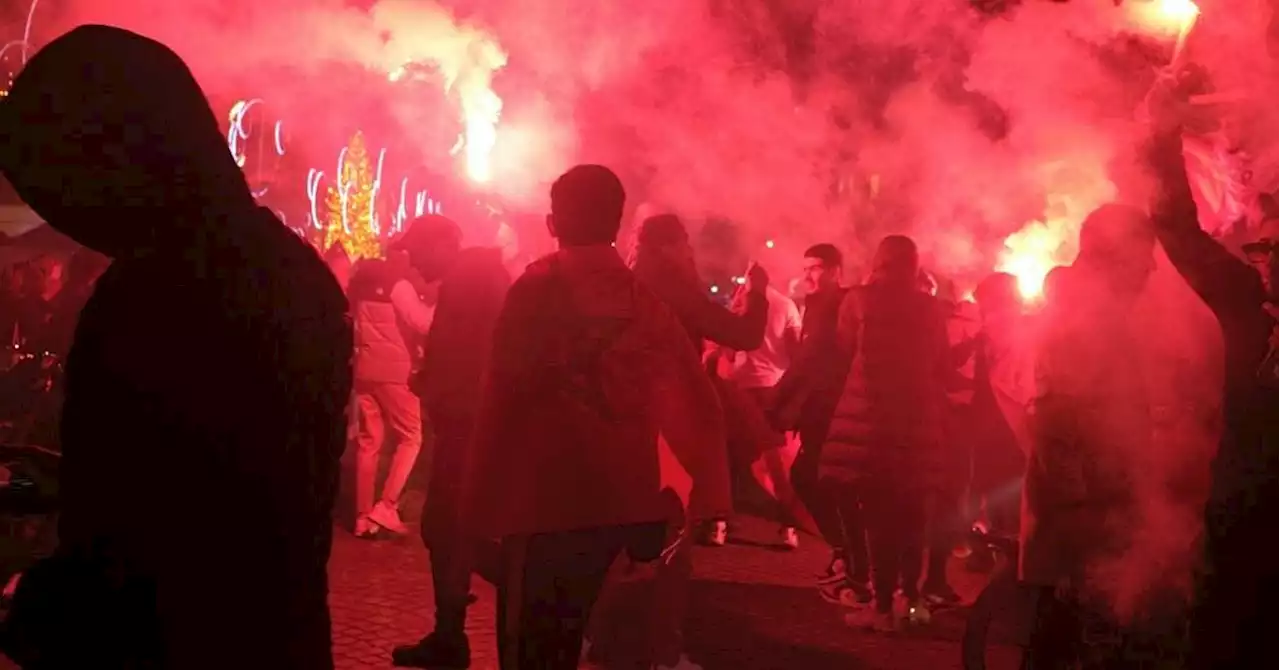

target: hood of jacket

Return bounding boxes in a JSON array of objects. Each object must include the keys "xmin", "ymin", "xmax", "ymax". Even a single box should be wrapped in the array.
[{"xmin": 0, "ymin": 25, "xmax": 256, "ymax": 259}]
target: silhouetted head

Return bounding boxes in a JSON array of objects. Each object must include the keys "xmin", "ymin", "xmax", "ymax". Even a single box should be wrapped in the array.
[
  {"xmin": 0, "ymin": 26, "xmax": 255, "ymax": 259},
  {"xmin": 635, "ymin": 213, "xmax": 696, "ymax": 275},
  {"xmin": 802, "ymin": 243, "xmax": 843, "ymax": 293},
  {"xmin": 974, "ymin": 272, "xmax": 1020, "ymax": 321},
  {"xmin": 393, "ymin": 215, "xmax": 463, "ymax": 283},
  {"xmin": 547, "ymin": 164, "xmax": 625, "ymax": 248},
  {"xmin": 1075, "ymin": 203, "xmax": 1155, "ymax": 300},
  {"xmin": 869, "ymin": 235, "xmax": 919, "ymax": 287}
]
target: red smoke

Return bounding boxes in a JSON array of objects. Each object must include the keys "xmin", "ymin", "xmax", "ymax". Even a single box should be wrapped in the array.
[{"xmin": 1, "ymin": 0, "xmax": 1274, "ymax": 620}]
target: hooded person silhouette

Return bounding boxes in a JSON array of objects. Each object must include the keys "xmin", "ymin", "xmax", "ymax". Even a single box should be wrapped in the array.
[{"xmin": 0, "ymin": 26, "xmax": 353, "ymax": 669}]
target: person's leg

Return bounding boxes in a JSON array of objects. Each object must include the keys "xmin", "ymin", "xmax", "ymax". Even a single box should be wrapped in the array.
[
  {"xmin": 352, "ymin": 386, "xmax": 384, "ymax": 530},
  {"xmin": 845, "ymin": 477, "xmax": 897, "ymax": 630},
  {"xmin": 1024, "ymin": 585, "xmax": 1081, "ymax": 670},
  {"xmin": 895, "ymin": 484, "xmax": 928, "ymax": 606},
  {"xmin": 834, "ymin": 482, "xmax": 872, "ymax": 590},
  {"xmin": 367, "ymin": 383, "xmax": 423, "ymax": 533},
  {"xmin": 923, "ymin": 480, "xmax": 964, "ymax": 605},
  {"xmin": 499, "ymin": 525, "xmax": 645, "ymax": 670},
  {"xmin": 648, "ymin": 523, "xmax": 694, "ymax": 668},
  {"xmin": 392, "ymin": 420, "xmax": 473, "ymax": 668}
]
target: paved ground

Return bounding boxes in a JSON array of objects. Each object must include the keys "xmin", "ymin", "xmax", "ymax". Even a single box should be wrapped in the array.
[{"xmin": 329, "ymin": 514, "xmax": 1023, "ymax": 670}]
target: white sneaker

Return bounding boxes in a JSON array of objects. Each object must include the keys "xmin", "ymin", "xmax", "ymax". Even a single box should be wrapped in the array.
[
  {"xmin": 653, "ymin": 653, "xmax": 703, "ymax": 670},
  {"xmin": 353, "ymin": 516, "xmax": 379, "ymax": 538},
  {"xmin": 706, "ymin": 520, "xmax": 727, "ymax": 547},
  {"xmin": 780, "ymin": 526, "xmax": 799, "ymax": 550},
  {"xmin": 368, "ymin": 500, "xmax": 409, "ymax": 535}
]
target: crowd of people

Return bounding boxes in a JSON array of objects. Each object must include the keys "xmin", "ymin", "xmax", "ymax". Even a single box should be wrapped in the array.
[{"xmin": 0, "ymin": 23, "xmax": 1273, "ymax": 670}]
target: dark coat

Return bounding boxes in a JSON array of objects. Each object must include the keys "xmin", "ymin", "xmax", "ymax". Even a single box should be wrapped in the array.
[{"xmin": 819, "ymin": 283, "xmax": 949, "ymax": 485}]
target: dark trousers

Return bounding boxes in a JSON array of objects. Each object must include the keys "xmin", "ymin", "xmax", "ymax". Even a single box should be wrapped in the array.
[
  {"xmin": 791, "ymin": 429, "xmax": 870, "ymax": 583},
  {"xmin": 970, "ymin": 402, "xmax": 1025, "ymax": 535},
  {"xmin": 421, "ymin": 417, "xmax": 476, "ymax": 640},
  {"xmin": 861, "ymin": 476, "xmax": 927, "ymax": 612},
  {"xmin": 496, "ymin": 522, "xmax": 667, "ymax": 670},
  {"xmin": 927, "ymin": 405, "xmax": 974, "ymax": 587}
]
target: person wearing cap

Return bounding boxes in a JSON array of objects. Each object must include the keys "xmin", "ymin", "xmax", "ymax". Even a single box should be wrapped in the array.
[
  {"xmin": 1147, "ymin": 131, "xmax": 1277, "ymax": 670},
  {"xmin": 0, "ymin": 26, "xmax": 352, "ymax": 669},
  {"xmin": 391, "ymin": 215, "xmax": 510, "ymax": 669},
  {"xmin": 459, "ymin": 165, "xmax": 728, "ymax": 670},
  {"xmin": 346, "ymin": 240, "xmax": 435, "ymax": 538}
]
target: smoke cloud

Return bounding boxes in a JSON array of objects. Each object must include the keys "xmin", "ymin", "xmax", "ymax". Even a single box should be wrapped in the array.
[{"xmin": 0, "ymin": 0, "xmax": 1271, "ymax": 624}]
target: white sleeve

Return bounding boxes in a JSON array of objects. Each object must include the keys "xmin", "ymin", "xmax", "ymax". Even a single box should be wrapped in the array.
[{"xmin": 389, "ymin": 280, "xmax": 435, "ymax": 334}]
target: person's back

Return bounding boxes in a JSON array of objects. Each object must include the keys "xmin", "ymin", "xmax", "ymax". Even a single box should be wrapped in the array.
[
  {"xmin": 467, "ymin": 246, "xmax": 724, "ymax": 537},
  {"xmin": 0, "ymin": 26, "xmax": 352, "ymax": 669},
  {"xmin": 461, "ymin": 166, "xmax": 726, "ymax": 669},
  {"xmin": 824, "ymin": 282, "xmax": 949, "ymax": 479}
]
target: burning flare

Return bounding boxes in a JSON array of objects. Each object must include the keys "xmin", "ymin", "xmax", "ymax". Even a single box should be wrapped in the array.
[
  {"xmin": 387, "ymin": 17, "xmax": 507, "ymax": 185},
  {"xmin": 995, "ymin": 159, "xmax": 1117, "ymax": 302}
]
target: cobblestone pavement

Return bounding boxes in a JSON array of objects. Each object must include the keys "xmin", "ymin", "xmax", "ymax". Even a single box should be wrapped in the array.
[{"xmin": 329, "ymin": 515, "xmax": 1023, "ymax": 670}]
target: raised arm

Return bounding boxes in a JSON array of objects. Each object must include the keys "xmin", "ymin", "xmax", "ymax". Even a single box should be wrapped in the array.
[
  {"xmin": 672, "ymin": 282, "xmax": 768, "ymax": 352},
  {"xmin": 1149, "ymin": 131, "xmax": 1268, "ymax": 320}
]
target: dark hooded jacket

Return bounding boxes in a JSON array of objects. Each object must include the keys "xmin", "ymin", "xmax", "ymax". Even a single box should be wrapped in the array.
[{"xmin": 0, "ymin": 26, "xmax": 351, "ymax": 669}]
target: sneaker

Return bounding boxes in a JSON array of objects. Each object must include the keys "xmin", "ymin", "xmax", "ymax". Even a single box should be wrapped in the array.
[
  {"xmin": 369, "ymin": 500, "xmax": 410, "ymax": 535},
  {"xmin": 704, "ymin": 520, "xmax": 727, "ymax": 547},
  {"xmin": 779, "ymin": 526, "xmax": 799, "ymax": 550},
  {"xmin": 922, "ymin": 581, "xmax": 962, "ymax": 608},
  {"xmin": 653, "ymin": 654, "xmax": 703, "ymax": 670},
  {"xmin": 818, "ymin": 579, "xmax": 872, "ymax": 607},
  {"xmin": 844, "ymin": 607, "xmax": 896, "ymax": 633},
  {"xmin": 391, "ymin": 632, "xmax": 470, "ymax": 668},
  {"xmin": 353, "ymin": 516, "xmax": 380, "ymax": 539}
]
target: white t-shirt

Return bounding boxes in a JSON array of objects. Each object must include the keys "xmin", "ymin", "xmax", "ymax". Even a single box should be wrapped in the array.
[{"xmin": 730, "ymin": 286, "xmax": 802, "ymax": 389}]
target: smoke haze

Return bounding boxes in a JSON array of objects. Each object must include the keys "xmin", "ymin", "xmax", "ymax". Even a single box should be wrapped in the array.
[{"xmin": 2, "ymin": 0, "xmax": 1273, "ymax": 619}]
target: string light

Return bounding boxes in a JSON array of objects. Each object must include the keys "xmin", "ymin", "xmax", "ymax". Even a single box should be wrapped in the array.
[
  {"xmin": 306, "ymin": 169, "xmax": 324, "ymax": 230},
  {"xmin": 0, "ymin": 0, "xmax": 42, "ymax": 71},
  {"xmin": 20, "ymin": 0, "xmax": 38, "ymax": 65},
  {"xmin": 394, "ymin": 177, "xmax": 410, "ymax": 233},
  {"xmin": 369, "ymin": 147, "xmax": 387, "ymax": 236},
  {"xmin": 273, "ymin": 120, "xmax": 285, "ymax": 156},
  {"xmin": 765, "ymin": 239, "xmax": 775, "ymax": 249},
  {"xmin": 227, "ymin": 98, "xmax": 262, "ymax": 166},
  {"xmin": 335, "ymin": 147, "xmax": 351, "ymax": 234}
]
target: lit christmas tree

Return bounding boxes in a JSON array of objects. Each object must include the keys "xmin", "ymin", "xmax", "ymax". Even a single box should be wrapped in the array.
[{"xmin": 323, "ymin": 131, "xmax": 383, "ymax": 261}]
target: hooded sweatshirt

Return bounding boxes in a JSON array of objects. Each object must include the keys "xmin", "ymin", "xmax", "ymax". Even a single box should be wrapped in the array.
[{"xmin": 0, "ymin": 26, "xmax": 352, "ymax": 670}]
